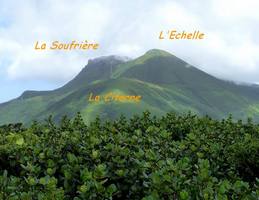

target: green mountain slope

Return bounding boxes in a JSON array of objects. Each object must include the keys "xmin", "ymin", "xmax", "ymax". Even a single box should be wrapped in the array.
[{"xmin": 1, "ymin": 49, "xmax": 259, "ymax": 124}]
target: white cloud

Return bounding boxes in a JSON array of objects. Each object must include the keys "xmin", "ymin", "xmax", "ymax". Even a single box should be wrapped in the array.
[
  {"xmin": 7, "ymin": 49, "xmax": 86, "ymax": 82},
  {"xmin": 1, "ymin": 0, "xmax": 111, "ymax": 83},
  {"xmin": 212, "ymin": 0, "xmax": 259, "ymax": 20},
  {"xmin": 0, "ymin": 0, "xmax": 259, "ymax": 85},
  {"xmin": 114, "ymin": 44, "xmax": 142, "ymax": 55},
  {"xmin": 154, "ymin": 2, "xmax": 201, "ymax": 29}
]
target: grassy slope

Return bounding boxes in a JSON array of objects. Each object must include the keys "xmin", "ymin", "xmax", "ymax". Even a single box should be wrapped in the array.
[
  {"xmin": 1, "ymin": 49, "xmax": 259, "ymax": 124},
  {"xmin": 0, "ymin": 92, "xmax": 72, "ymax": 124},
  {"xmin": 34, "ymin": 78, "xmax": 175, "ymax": 123}
]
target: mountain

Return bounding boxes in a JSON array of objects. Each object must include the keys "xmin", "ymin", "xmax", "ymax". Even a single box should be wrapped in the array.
[{"xmin": 1, "ymin": 49, "xmax": 259, "ymax": 125}]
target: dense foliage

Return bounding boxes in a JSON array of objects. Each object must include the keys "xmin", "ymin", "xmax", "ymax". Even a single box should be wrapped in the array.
[{"xmin": 0, "ymin": 112, "xmax": 258, "ymax": 199}]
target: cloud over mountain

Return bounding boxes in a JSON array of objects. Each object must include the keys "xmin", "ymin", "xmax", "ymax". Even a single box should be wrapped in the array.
[{"xmin": 0, "ymin": 0, "xmax": 259, "ymax": 102}]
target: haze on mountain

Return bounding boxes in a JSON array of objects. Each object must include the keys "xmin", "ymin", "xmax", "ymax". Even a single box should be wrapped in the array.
[{"xmin": 1, "ymin": 49, "xmax": 259, "ymax": 125}]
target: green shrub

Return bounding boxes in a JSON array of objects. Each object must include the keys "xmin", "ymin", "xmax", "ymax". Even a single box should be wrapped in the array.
[{"xmin": 0, "ymin": 112, "xmax": 258, "ymax": 199}]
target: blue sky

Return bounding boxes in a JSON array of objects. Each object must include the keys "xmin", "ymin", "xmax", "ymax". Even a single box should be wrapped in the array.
[{"xmin": 0, "ymin": 0, "xmax": 259, "ymax": 103}]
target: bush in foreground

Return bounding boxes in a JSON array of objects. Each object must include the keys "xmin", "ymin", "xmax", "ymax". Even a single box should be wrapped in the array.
[{"xmin": 0, "ymin": 112, "xmax": 258, "ymax": 199}]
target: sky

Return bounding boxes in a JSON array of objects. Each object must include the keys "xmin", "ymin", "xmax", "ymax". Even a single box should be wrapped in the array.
[{"xmin": 0, "ymin": 0, "xmax": 259, "ymax": 103}]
